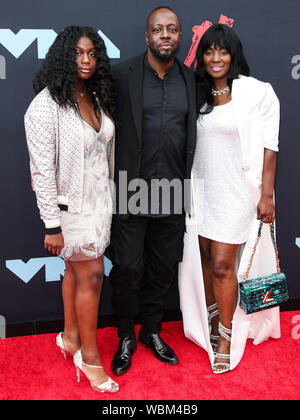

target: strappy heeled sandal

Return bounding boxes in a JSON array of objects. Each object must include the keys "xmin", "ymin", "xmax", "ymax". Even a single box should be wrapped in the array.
[
  {"xmin": 207, "ymin": 303, "xmax": 219, "ymax": 352},
  {"xmin": 213, "ymin": 322, "xmax": 232, "ymax": 374},
  {"xmin": 56, "ymin": 332, "xmax": 71, "ymax": 359},
  {"xmin": 74, "ymin": 349, "xmax": 119, "ymax": 393}
]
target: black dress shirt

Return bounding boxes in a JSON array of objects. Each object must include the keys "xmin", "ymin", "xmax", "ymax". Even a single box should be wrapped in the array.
[{"xmin": 139, "ymin": 57, "xmax": 188, "ymax": 216}]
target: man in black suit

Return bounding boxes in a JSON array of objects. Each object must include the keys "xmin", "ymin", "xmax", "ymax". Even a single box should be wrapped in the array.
[{"xmin": 108, "ymin": 6, "xmax": 196, "ymax": 375}]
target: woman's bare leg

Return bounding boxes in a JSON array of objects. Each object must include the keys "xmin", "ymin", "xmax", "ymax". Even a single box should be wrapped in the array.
[
  {"xmin": 70, "ymin": 257, "xmax": 112, "ymax": 385},
  {"xmin": 198, "ymin": 236, "xmax": 214, "ymax": 305},
  {"xmin": 61, "ymin": 261, "xmax": 81, "ymax": 354},
  {"xmin": 198, "ymin": 236, "xmax": 219, "ymax": 341},
  {"xmin": 210, "ymin": 241, "xmax": 240, "ymax": 372}
]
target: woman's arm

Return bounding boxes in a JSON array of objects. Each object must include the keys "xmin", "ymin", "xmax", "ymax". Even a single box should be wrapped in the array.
[
  {"xmin": 256, "ymin": 82, "xmax": 280, "ymax": 223},
  {"xmin": 257, "ymin": 149, "xmax": 277, "ymax": 223},
  {"xmin": 24, "ymin": 92, "xmax": 64, "ymax": 254}
]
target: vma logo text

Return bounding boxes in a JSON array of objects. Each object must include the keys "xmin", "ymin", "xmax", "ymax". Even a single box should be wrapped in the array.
[
  {"xmin": 0, "ymin": 29, "xmax": 120, "ymax": 79},
  {"xmin": 6, "ymin": 256, "xmax": 113, "ymax": 284}
]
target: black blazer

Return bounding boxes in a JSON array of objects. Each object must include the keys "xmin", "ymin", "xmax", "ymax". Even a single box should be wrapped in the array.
[{"xmin": 112, "ymin": 52, "xmax": 197, "ymax": 202}]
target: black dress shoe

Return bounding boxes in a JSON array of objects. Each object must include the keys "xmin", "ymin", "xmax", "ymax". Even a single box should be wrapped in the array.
[
  {"xmin": 139, "ymin": 331, "xmax": 179, "ymax": 365},
  {"xmin": 111, "ymin": 337, "xmax": 137, "ymax": 376}
]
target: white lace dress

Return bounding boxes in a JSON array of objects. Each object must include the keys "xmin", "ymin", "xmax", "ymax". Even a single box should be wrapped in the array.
[{"xmin": 60, "ymin": 109, "xmax": 114, "ymax": 261}]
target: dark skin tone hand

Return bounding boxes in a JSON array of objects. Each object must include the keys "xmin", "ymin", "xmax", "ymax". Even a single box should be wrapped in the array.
[
  {"xmin": 257, "ymin": 149, "xmax": 276, "ymax": 223},
  {"xmin": 44, "ymin": 233, "xmax": 64, "ymax": 255}
]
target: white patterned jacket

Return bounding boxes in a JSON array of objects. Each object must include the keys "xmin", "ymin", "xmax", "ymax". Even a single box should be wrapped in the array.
[{"xmin": 24, "ymin": 87, "xmax": 115, "ymax": 232}]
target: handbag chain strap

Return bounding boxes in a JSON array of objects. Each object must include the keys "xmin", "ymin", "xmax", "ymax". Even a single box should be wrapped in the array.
[{"xmin": 243, "ymin": 220, "xmax": 281, "ymax": 283}]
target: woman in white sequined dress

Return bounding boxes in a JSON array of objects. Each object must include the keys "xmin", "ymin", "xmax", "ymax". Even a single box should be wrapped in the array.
[
  {"xmin": 25, "ymin": 26, "xmax": 118, "ymax": 393},
  {"xmin": 179, "ymin": 25, "xmax": 280, "ymax": 374}
]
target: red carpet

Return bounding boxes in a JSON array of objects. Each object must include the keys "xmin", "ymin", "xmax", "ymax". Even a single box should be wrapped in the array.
[{"xmin": 0, "ymin": 311, "xmax": 299, "ymax": 400}]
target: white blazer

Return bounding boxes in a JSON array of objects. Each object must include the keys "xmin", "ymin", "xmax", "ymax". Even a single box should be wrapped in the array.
[{"xmin": 178, "ymin": 75, "xmax": 281, "ymax": 371}]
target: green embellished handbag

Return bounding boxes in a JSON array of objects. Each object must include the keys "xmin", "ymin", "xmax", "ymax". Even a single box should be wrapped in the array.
[{"xmin": 239, "ymin": 220, "xmax": 289, "ymax": 315}]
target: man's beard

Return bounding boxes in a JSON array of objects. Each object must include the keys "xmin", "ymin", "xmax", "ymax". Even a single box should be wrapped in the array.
[{"xmin": 149, "ymin": 42, "xmax": 179, "ymax": 62}]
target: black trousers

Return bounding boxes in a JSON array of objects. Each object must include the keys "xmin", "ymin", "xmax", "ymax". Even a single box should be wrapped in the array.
[{"xmin": 108, "ymin": 213, "xmax": 185, "ymax": 340}]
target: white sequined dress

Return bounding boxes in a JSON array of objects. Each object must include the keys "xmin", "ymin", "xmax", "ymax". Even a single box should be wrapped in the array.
[
  {"xmin": 194, "ymin": 101, "xmax": 256, "ymax": 244},
  {"xmin": 60, "ymin": 109, "xmax": 114, "ymax": 261}
]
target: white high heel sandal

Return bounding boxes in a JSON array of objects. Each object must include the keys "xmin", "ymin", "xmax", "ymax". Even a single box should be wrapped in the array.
[
  {"xmin": 73, "ymin": 349, "xmax": 119, "ymax": 393},
  {"xmin": 213, "ymin": 322, "xmax": 232, "ymax": 374},
  {"xmin": 56, "ymin": 332, "xmax": 70, "ymax": 359},
  {"xmin": 207, "ymin": 303, "xmax": 219, "ymax": 352}
]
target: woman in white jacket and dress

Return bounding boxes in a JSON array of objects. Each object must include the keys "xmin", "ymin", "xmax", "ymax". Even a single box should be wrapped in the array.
[
  {"xmin": 25, "ymin": 26, "xmax": 118, "ymax": 392},
  {"xmin": 179, "ymin": 24, "xmax": 281, "ymax": 374}
]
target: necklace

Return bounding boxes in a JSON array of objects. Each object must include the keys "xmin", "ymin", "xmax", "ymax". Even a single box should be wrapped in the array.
[
  {"xmin": 77, "ymin": 87, "xmax": 87, "ymax": 98},
  {"xmin": 211, "ymin": 86, "xmax": 230, "ymax": 96}
]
